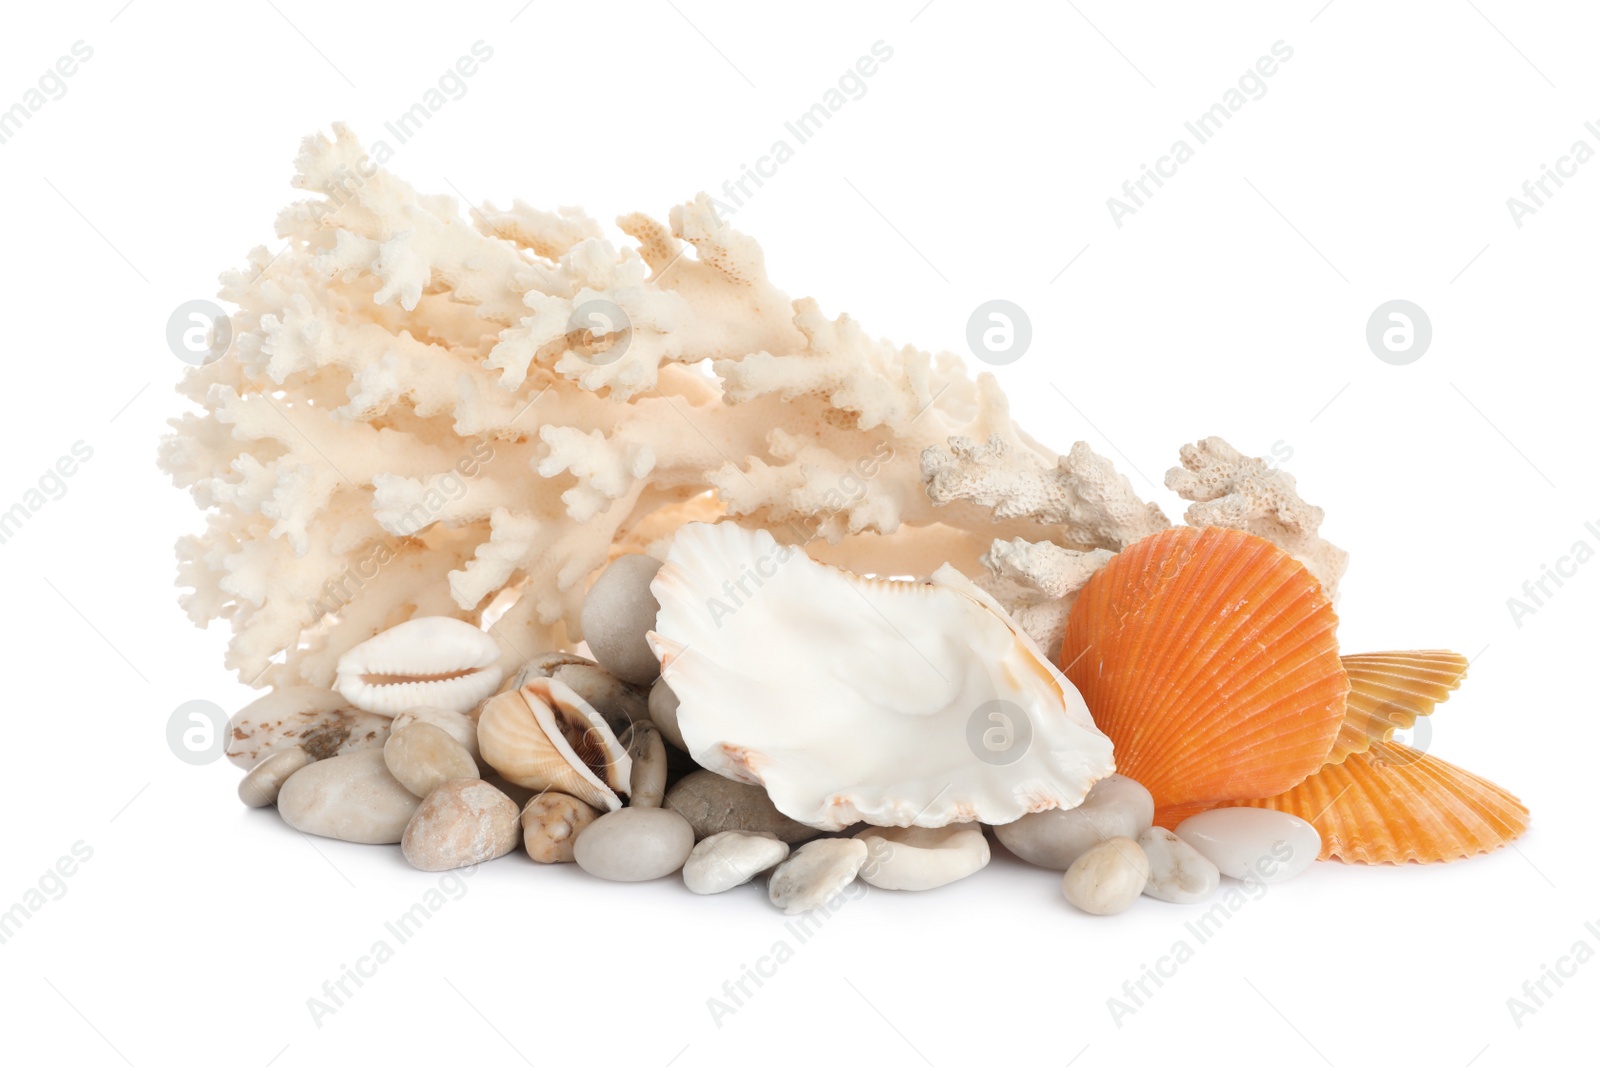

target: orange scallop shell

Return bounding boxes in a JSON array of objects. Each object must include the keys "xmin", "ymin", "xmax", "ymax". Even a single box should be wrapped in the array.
[
  {"xmin": 1329, "ymin": 650, "xmax": 1468, "ymax": 764},
  {"xmin": 1231, "ymin": 741, "xmax": 1529, "ymax": 863},
  {"xmin": 1060, "ymin": 526, "xmax": 1348, "ymax": 817}
]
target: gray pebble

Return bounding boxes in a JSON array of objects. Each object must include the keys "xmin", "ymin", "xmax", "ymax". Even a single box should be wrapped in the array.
[
  {"xmin": 623, "ymin": 721, "xmax": 667, "ymax": 808},
  {"xmin": 664, "ymin": 771, "xmax": 821, "ymax": 845},
  {"xmin": 648, "ymin": 678, "xmax": 686, "ymax": 752},
  {"xmin": 993, "ymin": 774, "xmax": 1154, "ymax": 870},
  {"xmin": 580, "ymin": 555, "xmax": 663, "ymax": 686},
  {"xmin": 573, "ymin": 807, "xmax": 695, "ymax": 881}
]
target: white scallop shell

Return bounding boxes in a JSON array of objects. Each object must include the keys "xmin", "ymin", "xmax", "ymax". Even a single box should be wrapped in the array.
[
  {"xmin": 647, "ymin": 523, "xmax": 1115, "ymax": 830},
  {"xmin": 335, "ymin": 617, "xmax": 503, "ymax": 716}
]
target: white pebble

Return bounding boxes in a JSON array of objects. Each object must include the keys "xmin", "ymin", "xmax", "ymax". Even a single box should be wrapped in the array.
[
  {"xmin": 994, "ymin": 774, "xmax": 1154, "ymax": 870},
  {"xmin": 574, "ymin": 807, "xmax": 695, "ymax": 881},
  {"xmin": 581, "ymin": 555, "xmax": 663, "ymax": 685},
  {"xmin": 768, "ymin": 839, "xmax": 868, "ymax": 914},
  {"xmin": 1175, "ymin": 808, "xmax": 1320, "ymax": 883},
  {"xmin": 683, "ymin": 832, "xmax": 789, "ymax": 894},
  {"xmin": 1061, "ymin": 837, "xmax": 1149, "ymax": 915},
  {"xmin": 1138, "ymin": 826, "xmax": 1220, "ymax": 904},
  {"xmin": 855, "ymin": 825, "xmax": 990, "ymax": 891}
]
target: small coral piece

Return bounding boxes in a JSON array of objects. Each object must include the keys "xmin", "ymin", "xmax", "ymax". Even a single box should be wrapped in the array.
[
  {"xmin": 975, "ymin": 539, "xmax": 1115, "ymax": 659},
  {"xmin": 1164, "ymin": 437, "xmax": 1348, "ymax": 598},
  {"xmin": 921, "ymin": 436, "xmax": 1170, "ymax": 551}
]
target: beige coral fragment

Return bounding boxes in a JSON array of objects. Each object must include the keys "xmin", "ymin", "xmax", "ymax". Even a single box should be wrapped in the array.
[{"xmin": 1165, "ymin": 436, "xmax": 1348, "ymax": 598}]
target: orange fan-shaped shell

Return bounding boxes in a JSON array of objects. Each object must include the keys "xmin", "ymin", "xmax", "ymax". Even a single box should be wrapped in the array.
[
  {"xmin": 1234, "ymin": 741, "xmax": 1529, "ymax": 863},
  {"xmin": 1060, "ymin": 526, "xmax": 1348, "ymax": 817},
  {"xmin": 1329, "ymin": 651, "xmax": 1468, "ymax": 764}
]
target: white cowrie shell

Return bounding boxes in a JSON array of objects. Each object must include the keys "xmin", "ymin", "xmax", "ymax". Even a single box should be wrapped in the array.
[{"xmin": 335, "ymin": 617, "xmax": 503, "ymax": 716}]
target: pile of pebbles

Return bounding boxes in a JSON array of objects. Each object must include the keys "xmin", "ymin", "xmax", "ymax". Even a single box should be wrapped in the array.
[{"xmin": 228, "ymin": 555, "xmax": 1322, "ymax": 915}]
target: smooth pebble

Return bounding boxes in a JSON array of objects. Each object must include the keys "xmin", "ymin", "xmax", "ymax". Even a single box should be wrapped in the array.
[
  {"xmin": 647, "ymin": 678, "xmax": 686, "ymax": 752},
  {"xmin": 1062, "ymin": 836, "xmax": 1149, "ymax": 915},
  {"xmin": 683, "ymin": 831, "xmax": 789, "ymax": 894},
  {"xmin": 389, "ymin": 706, "xmax": 479, "ymax": 763},
  {"xmin": 855, "ymin": 825, "xmax": 990, "ymax": 891},
  {"xmin": 574, "ymin": 807, "xmax": 695, "ymax": 881},
  {"xmin": 664, "ymin": 770, "xmax": 820, "ymax": 844},
  {"xmin": 521, "ymin": 792, "xmax": 601, "ymax": 863},
  {"xmin": 238, "ymin": 747, "xmax": 311, "ymax": 808},
  {"xmin": 580, "ymin": 555, "xmax": 663, "ymax": 686},
  {"xmin": 993, "ymin": 774, "xmax": 1154, "ymax": 870},
  {"xmin": 1138, "ymin": 826, "xmax": 1220, "ymax": 904},
  {"xmin": 402, "ymin": 779, "xmax": 520, "ymax": 871},
  {"xmin": 277, "ymin": 749, "xmax": 421, "ymax": 844},
  {"xmin": 1175, "ymin": 808, "xmax": 1320, "ymax": 883},
  {"xmin": 622, "ymin": 721, "xmax": 667, "ymax": 808},
  {"xmin": 385, "ymin": 722, "xmax": 478, "ymax": 798},
  {"xmin": 768, "ymin": 839, "xmax": 868, "ymax": 914}
]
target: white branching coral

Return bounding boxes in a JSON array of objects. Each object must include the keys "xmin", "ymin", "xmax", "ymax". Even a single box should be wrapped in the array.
[
  {"xmin": 976, "ymin": 540, "xmax": 1117, "ymax": 660},
  {"xmin": 163, "ymin": 128, "xmax": 1353, "ymax": 696},
  {"xmin": 924, "ymin": 434, "xmax": 1344, "ymax": 653},
  {"xmin": 1165, "ymin": 436, "xmax": 1348, "ymax": 597},
  {"xmin": 922, "ymin": 436, "xmax": 1170, "ymax": 551},
  {"xmin": 161, "ymin": 126, "xmax": 1095, "ymax": 690}
]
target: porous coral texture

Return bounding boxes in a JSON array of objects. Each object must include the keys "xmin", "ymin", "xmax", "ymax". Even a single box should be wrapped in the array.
[
  {"xmin": 1165, "ymin": 436, "xmax": 1347, "ymax": 598},
  {"xmin": 162, "ymin": 125, "xmax": 1111, "ymax": 690}
]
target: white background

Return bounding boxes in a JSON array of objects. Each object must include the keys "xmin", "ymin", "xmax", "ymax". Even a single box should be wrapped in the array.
[{"xmin": 1, "ymin": 2, "xmax": 1594, "ymax": 1064}]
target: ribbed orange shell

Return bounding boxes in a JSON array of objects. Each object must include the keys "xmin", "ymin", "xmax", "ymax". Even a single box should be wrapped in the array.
[
  {"xmin": 1060, "ymin": 526, "xmax": 1348, "ymax": 817},
  {"xmin": 1233, "ymin": 741, "xmax": 1529, "ymax": 863},
  {"xmin": 1329, "ymin": 651, "xmax": 1468, "ymax": 764}
]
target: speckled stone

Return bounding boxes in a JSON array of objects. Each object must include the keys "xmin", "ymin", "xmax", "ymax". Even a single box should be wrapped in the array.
[
  {"xmin": 1062, "ymin": 837, "xmax": 1149, "ymax": 916},
  {"xmin": 401, "ymin": 778, "xmax": 520, "ymax": 872}
]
